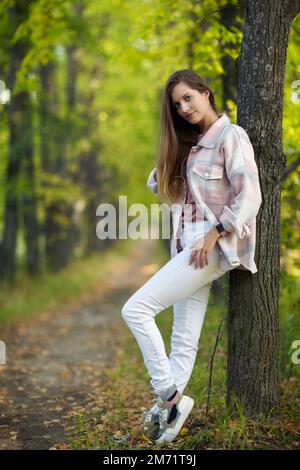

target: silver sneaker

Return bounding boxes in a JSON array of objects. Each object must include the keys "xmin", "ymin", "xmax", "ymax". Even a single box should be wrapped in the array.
[{"xmin": 142, "ymin": 398, "xmax": 160, "ymax": 440}]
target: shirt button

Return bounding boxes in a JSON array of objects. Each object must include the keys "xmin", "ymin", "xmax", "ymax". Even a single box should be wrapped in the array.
[
  {"xmin": 204, "ymin": 172, "xmax": 209, "ymax": 177},
  {"xmin": 219, "ymin": 250, "xmax": 223, "ymax": 256}
]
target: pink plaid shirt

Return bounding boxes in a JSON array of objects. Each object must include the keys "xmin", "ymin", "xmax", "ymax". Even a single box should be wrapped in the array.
[{"xmin": 147, "ymin": 113, "xmax": 262, "ymax": 274}]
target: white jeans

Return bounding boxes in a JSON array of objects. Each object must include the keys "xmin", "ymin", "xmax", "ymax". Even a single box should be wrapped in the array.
[{"xmin": 121, "ymin": 222, "xmax": 225, "ymax": 396}]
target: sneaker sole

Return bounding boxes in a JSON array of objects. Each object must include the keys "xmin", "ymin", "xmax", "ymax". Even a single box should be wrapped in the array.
[{"xmin": 155, "ymin": 395, "xmax": 194, "ymax": 445}]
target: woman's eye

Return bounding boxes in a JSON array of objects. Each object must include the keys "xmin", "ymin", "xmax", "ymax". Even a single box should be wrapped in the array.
[{"xmin": 174, "ymin": 95, "xmax": 192, "ymax": 109}]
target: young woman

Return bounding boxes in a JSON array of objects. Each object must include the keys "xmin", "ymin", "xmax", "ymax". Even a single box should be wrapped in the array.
[{"xmin": 122, "ymin": 69, "xmax": 262, "ymax": 445}]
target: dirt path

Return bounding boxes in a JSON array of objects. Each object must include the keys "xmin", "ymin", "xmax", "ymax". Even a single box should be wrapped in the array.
[{"xmin": 0, "ymin": 239, "xmax": 160, "ymax": 449}]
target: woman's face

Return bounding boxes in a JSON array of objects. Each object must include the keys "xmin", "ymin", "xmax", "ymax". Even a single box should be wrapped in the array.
[{"xmin": 171, "ymin": 82, "xmax": 211, "ymax": 125}]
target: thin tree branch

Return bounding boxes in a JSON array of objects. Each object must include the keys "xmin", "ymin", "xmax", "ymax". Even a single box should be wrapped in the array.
[
  {"xmin": 206, "ymin": 317, "xmax": 225, "ymax": 416},
  {"xmin": 289, "ymin": 0, "xmax": 300, "ymax": 20},
  {"xmin": 192, "ymin": 2, "xmax": 246, "ymax": 26},
  {"xmin": 281, "ymin": 156, "xmax": 300, "ymax": 181}
]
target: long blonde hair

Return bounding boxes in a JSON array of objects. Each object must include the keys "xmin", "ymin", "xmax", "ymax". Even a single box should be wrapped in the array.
[{"xmin": 156, "ymin": 69, "xmax": 219, "ymax": 204}]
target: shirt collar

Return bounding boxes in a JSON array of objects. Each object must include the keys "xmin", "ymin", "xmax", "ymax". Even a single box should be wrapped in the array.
[{"xmin": 196, "ymin": 113, "xmax": 231, "ymax": 148}]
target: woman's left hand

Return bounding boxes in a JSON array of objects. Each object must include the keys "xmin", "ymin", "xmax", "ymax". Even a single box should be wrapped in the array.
[{"xmin": 188, "ymin": 228, "xmax": 220, "ymax": 269}]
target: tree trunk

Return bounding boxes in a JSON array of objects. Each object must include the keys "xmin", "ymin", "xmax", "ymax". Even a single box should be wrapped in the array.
[
  {"xmin": 80, "ymin": 151, "xmax": 104, "ymax": 254},
  {"xmin": 62, "ymin": 44, "xmax": 81, "ymax": 258},
  {"xmin": 0, "ymin": 6, "xmax": 19, "ymax": 282},
  {"xmin": 40, "ymin": 56, "xmax": 78, "ymax": 271},
  {"xmin": 39, "ymin": 61, "xmax": 64, "ymax": 271},
  {"xmin": 227, "ymin": 0, "xmax": 300, "ymax": 417},
  {"xmin": 1, "ymin": 3, "xmax": 39, "ymax": 281},
  {"xmin": 20, "ymin": 91, "xmax": 40, "ymax": 276}
]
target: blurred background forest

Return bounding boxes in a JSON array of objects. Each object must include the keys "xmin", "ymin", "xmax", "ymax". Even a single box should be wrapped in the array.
[{"xmin": 0, "ymin": 0, "xmax": 299, "ymax": 284}]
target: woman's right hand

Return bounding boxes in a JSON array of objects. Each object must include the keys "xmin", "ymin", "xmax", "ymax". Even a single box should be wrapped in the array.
[{"xmin": 188, "ymin": 229, "xmax": 219, "ymax": 269}]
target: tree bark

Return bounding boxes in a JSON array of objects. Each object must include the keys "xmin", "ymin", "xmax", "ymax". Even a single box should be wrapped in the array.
[{"xmin": 227, "ymin": 0, "xmax": 300, "ymax": 417}]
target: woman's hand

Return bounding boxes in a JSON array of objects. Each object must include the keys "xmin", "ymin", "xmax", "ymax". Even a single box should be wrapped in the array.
[{"xmin": 188, "ymin": 227, "xmax": 220, "ymax": 269}]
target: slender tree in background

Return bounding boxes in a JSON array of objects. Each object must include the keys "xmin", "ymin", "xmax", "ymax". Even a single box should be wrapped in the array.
[
  {"xmin": 227, "ymin": 0, "xmax": 300, "ymax": 417},
  {"xmin": 39, "ymin": 61, "xmax": 67, "ymax": 270},
  {"xmin": 0, "ymin": 1, "xmax": 39, "ymax": 282},
  {"xmin": 55, "ymin": 2, "xmax": 85, "ymax": 264},
  {"xmin": 20, "ymin": 86, "xmax": 39, "ymax": 276},
  {"xmin": 40, "ymin": 6, "xmax": 82, "ymax": 270}
]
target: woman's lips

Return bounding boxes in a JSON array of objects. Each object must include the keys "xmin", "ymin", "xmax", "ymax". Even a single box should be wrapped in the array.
[{"xmin": 186, "ymin": 112, "xmax": 195, "ymax": 119}]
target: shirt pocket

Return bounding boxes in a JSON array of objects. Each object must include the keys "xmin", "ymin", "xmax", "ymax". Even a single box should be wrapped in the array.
[
  {"xmin": 192, "ymin": 162, "xmax": 226, "ymax": 204},
  {"xmin": 193, "ymin": 162, "xmax": 224, "ymax": 180}
]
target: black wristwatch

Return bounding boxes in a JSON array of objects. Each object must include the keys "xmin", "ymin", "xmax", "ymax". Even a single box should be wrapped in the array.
[{"xmin": 214, "ymin": 221, "xmax": 226, "ymax": 236}]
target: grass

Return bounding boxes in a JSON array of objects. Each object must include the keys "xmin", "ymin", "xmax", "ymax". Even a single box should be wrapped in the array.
[{"xmin": 1, "ymin": 235, "xmax": 299, "ymax": 449}]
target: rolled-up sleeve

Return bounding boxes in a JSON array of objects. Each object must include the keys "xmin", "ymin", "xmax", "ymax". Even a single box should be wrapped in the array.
[
  {"xmin": 218, "ymin": 125, "xmax": 262, "ymax": 239},
  {"xmin": 147, "ymin": 167, "xmax": 158, "ymax": 194}
]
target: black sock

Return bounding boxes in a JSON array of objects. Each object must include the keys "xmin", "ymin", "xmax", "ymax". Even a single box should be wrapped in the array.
[{"xmin": 167, "ymin": 404, "xmax": 178, "ymax": 423}]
